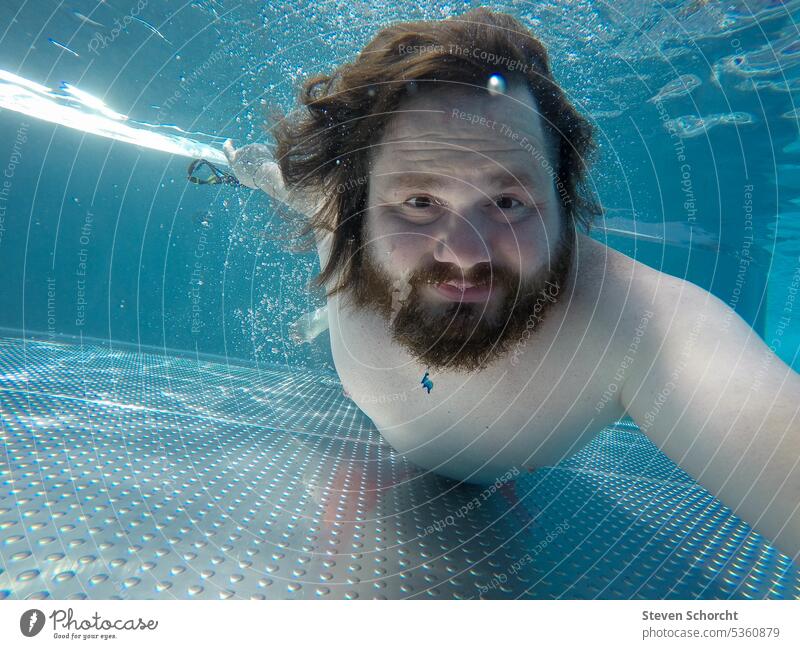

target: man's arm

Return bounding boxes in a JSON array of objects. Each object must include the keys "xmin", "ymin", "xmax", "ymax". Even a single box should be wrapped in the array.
[
  {"xmin": 222, "ymin": 139, "xmax": 319, "ymax": 217},
  {"xmin": 222, "ymin": 138, "xmax": 333, "ymax": 267},
  {"xmin": 620, "ymin": 278, "xmax": 800, "ymax": 561}
]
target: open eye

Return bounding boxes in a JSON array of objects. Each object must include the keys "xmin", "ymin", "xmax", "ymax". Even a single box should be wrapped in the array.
[
  {"xmin": 490, "ymin": 195, "xmax": 537, "ymax": 223},
  {"xmin": 404, "ymin": 195, "xmax": 438, "ymax": 209},
  {"xmin": 494, "ymin": 195, "xmax": 524, "ymax": 210},
  {"xmin": 395, "ymin": 195, "xmax": 446, "ymax": 224}
]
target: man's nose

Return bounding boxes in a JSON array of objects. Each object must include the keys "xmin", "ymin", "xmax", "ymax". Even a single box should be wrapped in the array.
[{"xmin": 433, "ymin": 212, "xmax": 491, "ymax": 269}]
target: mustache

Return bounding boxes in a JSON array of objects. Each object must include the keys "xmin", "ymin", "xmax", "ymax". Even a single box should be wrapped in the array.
[
  {"xmin": 407, "ymin": 262, "xmax": 556, "ymax": 300},
  {"xmin": 409, "ymin": 262, "xmax": 510, "ymax": 287}
]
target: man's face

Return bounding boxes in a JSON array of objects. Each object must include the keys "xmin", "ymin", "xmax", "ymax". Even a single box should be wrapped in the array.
[{"xmin": 349, "ymin": 81, "xmax": 574, "ymax": 372}]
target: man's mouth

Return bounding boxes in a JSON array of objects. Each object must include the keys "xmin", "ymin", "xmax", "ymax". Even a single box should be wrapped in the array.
[{"xmin": 433, "ymin": 280, "xmax": 493, "ymax": 302}]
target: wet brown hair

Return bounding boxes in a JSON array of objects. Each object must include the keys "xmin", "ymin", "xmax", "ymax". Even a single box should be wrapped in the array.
[{"xmin": 271, "ymin": 7, "xmax": 600, "ymax": 298}]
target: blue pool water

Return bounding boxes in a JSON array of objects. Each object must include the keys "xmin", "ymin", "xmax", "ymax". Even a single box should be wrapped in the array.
[{"xmin": 1, "ymin": 1, "xmax": 800, "ymax": 598}]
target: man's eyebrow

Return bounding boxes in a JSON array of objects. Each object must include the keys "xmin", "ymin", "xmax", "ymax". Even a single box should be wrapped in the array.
[
  {"xmin": 380, "ymin": 173, "xmax": 450, "ymax": 192},
  {"xmin": 483, "ymin": 170, "xmax": 539, "ymax": 188},
  {"xmin": 380, "ymin": 170, "xmax": 541, "ymax": 192}
]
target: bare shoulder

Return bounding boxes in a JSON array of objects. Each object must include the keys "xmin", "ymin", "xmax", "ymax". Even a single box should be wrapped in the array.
[
  {"xmin": 572, "ymin": 234, "xmax": 667, "ymax": 335},
  {"xmin": 583, "ymin": 235, "xmax": 793, "ymax": 387},
  {"xmin": 570, "ymin": 234, "xmax": 740, "ymax": 371},
  {"xmin": 592, "ymin": 238, "xmax": 732, "ymax": 332},
  {"xmin": 576, "ymin": 233, "xmax": 712, "ymax": 320}
]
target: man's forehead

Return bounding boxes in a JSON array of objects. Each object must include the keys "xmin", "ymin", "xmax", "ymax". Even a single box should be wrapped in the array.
[
  {"xmin": 373, "ymin": 83, "xmax": 552, "ymax": 169},
  {"xmin": 384, "ymin": 83, "xmax": 544, "ymax": 135}
]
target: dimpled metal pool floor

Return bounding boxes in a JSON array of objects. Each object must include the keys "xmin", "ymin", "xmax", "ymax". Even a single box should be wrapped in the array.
[{"xmin": 0, "ymin": 335, "xmax": 798, "ymax": 600}]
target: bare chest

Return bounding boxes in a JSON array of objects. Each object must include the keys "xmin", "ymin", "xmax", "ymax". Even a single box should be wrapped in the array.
[{"xmin": 326, "ymin": 294, "xmax": 627, "ymax": 482}]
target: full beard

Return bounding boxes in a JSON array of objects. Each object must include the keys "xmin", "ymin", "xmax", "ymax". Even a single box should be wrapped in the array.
[{"xmin": 346, "ymin": 223, "xmax": 575, "ymax": 373}]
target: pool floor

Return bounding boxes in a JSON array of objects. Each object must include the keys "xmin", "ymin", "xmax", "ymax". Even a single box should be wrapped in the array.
[{"xmin": 0, "ymin": 335, "xmax": 797, "ymax": 599}]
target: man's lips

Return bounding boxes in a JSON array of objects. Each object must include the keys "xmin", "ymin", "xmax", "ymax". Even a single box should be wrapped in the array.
[{"xmin": 432, "ymin": 280, "xmax": 493, "ymax": 302}]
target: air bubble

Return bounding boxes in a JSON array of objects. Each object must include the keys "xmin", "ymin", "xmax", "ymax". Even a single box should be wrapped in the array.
[{"xmin": 487, "ymin": 74, "xmax": 507, "ymax": 96}]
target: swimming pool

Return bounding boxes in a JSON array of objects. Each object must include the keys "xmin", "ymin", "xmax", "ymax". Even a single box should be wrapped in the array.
[
  {"xmin": 2, "ymin": 333, "xmax": 797, "ymax": 599},
  {"xmin": 1, "ymin": 1, "xmax": 800, "ymax": 600}
]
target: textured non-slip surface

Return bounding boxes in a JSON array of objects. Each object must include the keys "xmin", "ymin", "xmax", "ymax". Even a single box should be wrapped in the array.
[{"xmin": 0, "ymin": 335, "xmax": 797, "ymax": 599}]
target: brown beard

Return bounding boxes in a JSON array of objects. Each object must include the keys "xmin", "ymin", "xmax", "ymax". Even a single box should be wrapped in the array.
[{"xmin": 345, "ymin": 222, "xmax": 575, "ymax": 372}]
